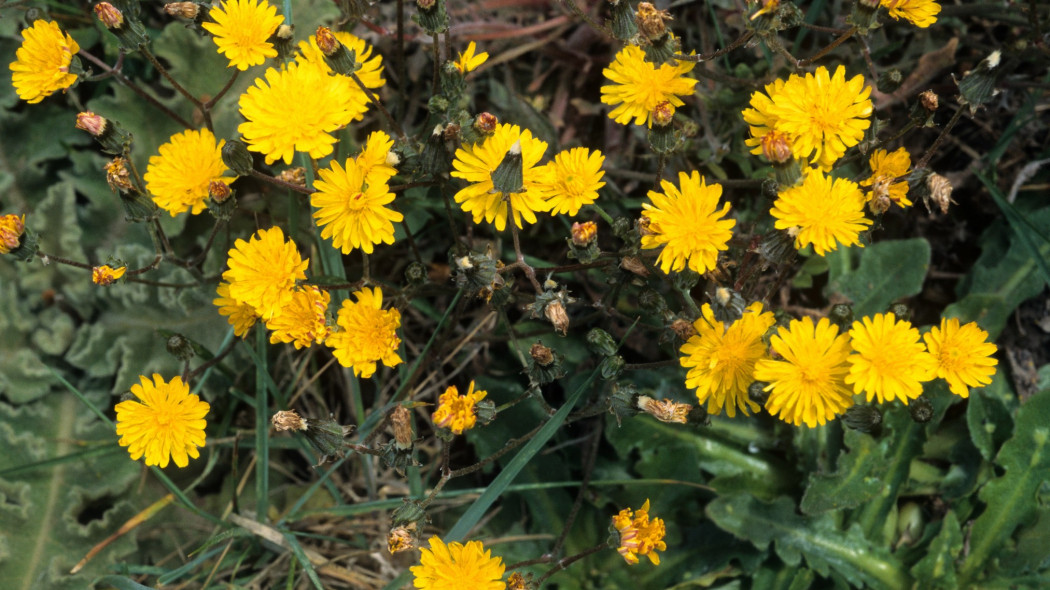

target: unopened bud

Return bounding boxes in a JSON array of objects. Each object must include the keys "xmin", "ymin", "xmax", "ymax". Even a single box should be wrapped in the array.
[
  {"xmin": 76, "ymin": 112, "xmax": 107, "ymax": 136},
  {"xmin": 748, "ymin": 381, "xmax": 769, "ymax": 405},
  {"xmin": 391, "ymin": 405, "xmax": 414, "ymax": 450},
  {"xmin": 635, "ymin": 2, "xmax": 672, "ymax": 39},
  {"xmin": 222, "ymin": 139, "xmax": 255, "ymax": 176},
  {"xmin": 843, "ymin": 404, "xmax": 883, "ymax": 434},
  {"xmin": 909, "ymin": 395, "xmax": 934, "ymax": 423},
  {"xmin": 586, "ymin": 328, "xmax": 618, "ymax": 357},
  {"xmin": 571, "ymin": 221, "xmax": 597, "ymax": 247},
  {"xmin": 94, "ymin": 2, "xmax": 124, "ymax": 28},
  {"xmin": 877, "ymin": 69, "xmax": 903, "ymax": 93},
  {"xmin": 209, "ymin": 180, "xmax": 232, "ymax": 203},
  {"xmin": 636, "ymin": 395, "xmax": 691, "ymax": 424},
  {"xmin": 164, "ymin": 2, "xmax": 200, "ymax": 19},
  {"xmin": 919, "ymin": 90, "xmax": 939, "ymax": 112},
  {"xmin": 272, "ymin": 410, "xmax": 307, "ymax": 431},
  {"xmin": 651, "ymin": 101, "xmax": 675, "ymax": 127},
  {"xmin": 104, "ymin": 157, "xmax": 134, "ymax": 192},
  {"xmin": 530, "ymin": 342, "xmax": 554, "ymax": 366},
  {"xmin": 545, "ymin": 300, "xmax": 570, "ymax": 335},
  {"xmin": 315, "ymin": 26, "xmax": 340, "ymax": 56},
  {"xmin": 474, "ymin": 112, "xmax": 498, "ymax": 135},
  {"xmin": 166, "ymin": 333, "xmax": 196, "ymax": 361},
  {"xmin": 829, "ymin": 303, "xmax": 854, "ymax": 330},
  {"xmin": 761, "ymin": 131, "xmax": 793, "ymax": 164}
]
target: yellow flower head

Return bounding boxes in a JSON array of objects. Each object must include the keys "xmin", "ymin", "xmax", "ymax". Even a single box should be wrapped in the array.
[
  {"xmin": 451, "ymin": 123, "xmax": 551, "ymax": 231},
  {"xmin": 600, "ymin": 44, "xmax": 698, "ymax": 127},
  {"xmin": 641, "ymin": 171, "xmax": 735, "ymax": 274},
  {"xmin": 411, "ymin": 536, "xmax": 506, "ymax": 590},
  {"xmin": 922, "ymin": 317, "xmax": 998, "ymax": 398},
  {"xmin": 312, "ymin": 157, "xmax": 403, "ymax": 255},
  {"xmin": 144, "ymin": 128, "xmax": 234, "ymax": 216},
  {"xmin": 536, "ymin": 147, "xmax": 606, "ymax": 216},
  {"xmin": 454, "ymin": 41, "xmax": 489, "ymax": 74},
  {"xmin": 222, "ymin": 226, "xmax": 309, "ymax": 320},
  {"xmin": 771, "ymin": 168, "xmax": 872, "ymax": 256},
  {"xmin": 754, "ymin": 316, "xmax": 855, "ymax": 427},
  {"xmin": 116, "ymin": 374, "xmax": 209, "ymax": 468},
  {"xmin": 681, "ymin": 302, "xmax": 776, "ymax": 417},
  {"xmin": 845, "ymin": 313, "xmax": 936, "ymax": 404},
  {"xmin": 743, "ymin": 65, "xmax": 872, "ymax": 170},
  {"xmin": 202, "ymin": 0, "xmax": 283, "ymax": 70},
  {"xmin": 613, "ymin": 499, "xmax": 667, "ymax": 566},
  {"xmin": 296, "ymin": 31, "xmax": 385, "ymax": 122},
  {"xmin": 265, "ymin": 286, "xmax": 331, "ymax": 349},
  {"xmin": 214, "ymin": 281, "xmax": 259, "ymax": 337},
  {"xmin": 92, "ymin": 264, "xmax": 126, "ymax": 285},
  {"xmin": 881, "ymin": 0, "xmax": 941, "ymax": 28},
  {"xmin": 238, "ymin": 60, "xmax": 358, "ymax": 164},
  {"xmin": 10, "ymin": 19, "xmax": 80, "ymax": 104},
  {"xmin": 356, "ymin": 130, "xmax": 399, "ymax": 187},
  {"xmin": 325, "ymin": 286, "xmax": 403, "ymax": 378},
  {"xmin": 0, "ymin": 214, "xmax": 26, "ymax": 254},
  {"xmin": 860, "ymin": 147, "xmax": 912, "ymax": 208},
  {"xmin": 432, "ymin": 381, "xmax": 488, "ymax": 435}
]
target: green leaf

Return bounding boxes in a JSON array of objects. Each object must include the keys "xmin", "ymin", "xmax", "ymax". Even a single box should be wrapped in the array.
[
  {"xmin": 966, "ymin": 389, "xmax": 1014, "ymax": 461},
  {"xmin": 825, "ymin": 238, "xmax": 931, "ymax": 317},
  {"xmin": 706, "ymin": 494, "xmax": 910, "ymax": 589},
  {"xmin": 854, "ymin": 406, "xmax": 925, "ymax": 542},
  {"xmin": 909, "ymin": 511, "xmax": 963, "ymax": 588},
  {"xmin": 92, "ymin": 575, "xmax": 155, "ymax": 590},
  {"xmin": 800, "ymin": 429, "xmax": 885, "ymax": 514}
]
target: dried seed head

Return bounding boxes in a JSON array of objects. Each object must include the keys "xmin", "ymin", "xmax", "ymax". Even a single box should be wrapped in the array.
[
  {"xmin": 391, "ymin": 405, "xmax": 414, "ymax": 450},
  {"xmin": 272, "ymin": 410, "xmax": 308, "ymax": 431},
  {"xmin": 925, "ymin": 173, "xmax": 954, "ymax": 214},
  {"xmin": 635, "ymin": 2, "xmax": 672, "ymax": 39},
  {"xmin": 670, "ymin": 318, "xmax": 696, "ymax": 340},
  {"xmin": 387, "ymin": 524, "xmax": 416, "ymax": 554},
  {"xmin": 277, "ymin": 167, "xmax": 307, "ymax": 186},
  {"xmin": 104, "ymin": 157, "xmax": 133, "ymax": 192},
  {"xmin": 443, "ymin": 122, "xmax": 461, "ymax": 141},
  {"xmin": 636, "ymin": 216, "xmax": 655, "ymax": 237},
  {"xmin": 529, "ymin": 342, "xmax": 554, "ymax": 366},
  {"xmin": 164, "ymin": 2, "xmax": 200, "ymax": 19},
  {"xmin": 545, "ymin": 300, "xmax": 570, "ymax": 335},
  {"xmin": 636, "ymin": 395, "xmax": 691, "ymax": 424},
  {"xmin": 919, "ymin": 89, "xmax": 939, "ymax": 112},
  {"xmin": 619, "ymin": 255, "xmax": 650, "ymax": 277}
]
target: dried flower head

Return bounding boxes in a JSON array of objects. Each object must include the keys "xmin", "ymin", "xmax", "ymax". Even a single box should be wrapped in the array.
[
  {"xmin": 925, "ymin": 173, "xmax": 954, "ymax": 214},
  {"xmin": 277, "ymin": 167, "xmax": 307, "ymax": 186},
  {"xmin": 388, "ymin": 525, "xmax": 415, "ymax": 554},
  {"xmin": 165, "ymin": 2, "xmax": 201, "ymax": 19},
  {"xmin": 635, "ymin": 2, "xmax": 672, "ymax": 38},
  {"xmin": 105, "ymin": 157, "xmax": 133, "ymax": 192},
  {"xmin": 920, "ymin": 89, "xmax": 939, "ymax": 111},
  {"xmin": 391, "ymin": 404, "xmax": 414, "ymax": 449},
  {"xmin": 529, "ymin": 342, "xmax": 555, "ymax": 366},
  {"xmin": 271, "ymin": 409, "xmax": 307, "ymax": 431},
  {"xmin": 636, "ymin": 395, "xmax": 691, "ymax": 424}
]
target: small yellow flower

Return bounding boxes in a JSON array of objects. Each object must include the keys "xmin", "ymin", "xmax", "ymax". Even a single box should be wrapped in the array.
[
  {"xmin": 325, "ymin": 287, "xmax": 403, "ymax": 378},
  {"xmin": 0, "ymin": 214, "xmax": 26, "ymax": 254},
  {"xmin": 222, "ymin": 226, "xmax": 309, "ymax": 320},
  {"xmin": 860, "ymin": 147, "xmax": 912, "ymax": 208},
  {"xmin": 754, "ymin": 316, "xmax": 855, "ymax": 427},
  {"xmin": 845, "ymin": 313, "xmax": 936, "ymax": 404},
  {"xmin": 881, "ymin": 0, "xmax": 940, "ymax": 28},
  {"xmin": 641, "ymin": 171, "xmax": 735, "ymax": 274},
  {"xmin": 923, "ymin": 317, "xmax": 998, "ymax": 398},
  {"xmin": 9, "ymin": 19, "xmax": 80, "ymax": 104},
  {"xmin": 92, "ymin": 265, "xmax": 127, "ymax": 285},
  {"xmin": 454, "ymin": 41, "xmax": 489, "ymax": 74},
  {"xmin": 771, "ymin": 168, "xmax": 872, "ymax": 256},
  {"xmin": 265, "ymin": 286, "xmax": 331, "ymax": 349},
  {"xmin": 202, "ymin": 0, "xmax": 283, "ymax": 70},
  {"xmin": 115, "ymin": 374, "xmax": 209, "ymax": 468},
  {"xmin": 411, "ymin": 537, "xmax": 506, "ymax": 590},
  {"xmin": 613, "ymin": 499, "xmax": 667, "ymax": 565},
  {"xmin": 144, "ymin": 128, "xmax": 234, "ymax": 216},
  {"xmin": 451, "ymin": 123, "xmax": 551, "ymax": 231},
  {"xmin": 356, "ymin": 130, "xmax": 399, "ymax": 187},
  {"xmin": 536, "ymin": 147, "xmax": 606, "ymax": 216},
  {"xmin": 681, "ymin": 302, "xmax": 776, "ymax": 417},
  {"xmin": 214, "ymin": 281, "xmax": 259, "ymax": 337},
  {"xmin": 600, "ymin": 44, "xmax": 698, "ymax": 128},
  {"xmin": 296, "ymin": 30, "xmax": 385, "ymax": 122},
  {"xmin": 312, "ymin": 156, "xmax": 402, "ymax": 254},
  {"xmin": 432, "ymin": 381, "xmax": 487, "ymax": 435}
]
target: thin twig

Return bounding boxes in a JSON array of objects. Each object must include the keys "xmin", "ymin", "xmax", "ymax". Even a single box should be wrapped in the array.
[{"xmin": 77, "ymin": 50, "xmax": 193, "ymax": 128}]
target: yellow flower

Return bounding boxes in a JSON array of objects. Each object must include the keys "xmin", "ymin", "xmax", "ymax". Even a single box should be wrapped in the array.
[
  {"xmin": 454, "ymin": 41, "xmax": 489, "ymax": 74},
  {"xmin": 743, "ymin": 66, "xmax": 872, "ymax": 170},
  {"xmin": 641, "ymin": 171, "xmax": 735, "ymax": 274},
  {"xmin": 536, "ymin": 147, "xmax": 606, "ymax": 216},
  {"xmin": 432, "ymin": 381, "xmax": 487, "ymax": 435},
  {"xmin": 312, "ymin": 157, "xmax": 402, "ymax": 254},
  {"xmin": 845, "ymin": 313, "xmax": 936, "ymax": 404},
  {"xmin": 325, "ymin": 286, "xmax": 403, "ymax": 378},
  {"xmin": 238, "ymin": 60, "xmax": 358, "ymax": 165},
  {"xmin": 771, "ymin": 168, "xmax": 872, "ymax": 256},
  {"xmin": 600, "ymin": 44, "xmax": 697, "ymax": 127},
  {"xmin": 922, "ymin": 317, "xmax": 998, "ymax": 398},
  {"xmin": 356, "ymin": 130, "xmax": 399, "ymax": 187},
  {"xmin": 613, "ymin": 499, "xmax": 667, "ymax": 566},
  {"xmin": 860, "ymin": 147, "xmax": 912, "ymax": 208},
  {"xmin": 144, "ymin": 128, "xmax": 234, "ymax": 216},
  {"xmin": 296, "ymin": 30, "xmax": 385, "ymax": 122},
  {"xmin": 92, "ymin": 264, "xmax": 126, "ymax": 285},
  {"xmin": 451, "ymin": 123, "xmax": 551, "ymax": 231},
  {"xmin": 115, "ymin": 374, "xmax": 209, "ymax": 468},
  {"xmin": 265, "ymin": 286, "xmax": 331, "ymax": 349},
  {"xmin": 222, "ymin": 226, "xmax": 309, "ymax": 320},
  {"xmin": 202, "ymin": 0, "xmax": 283, "ymax": 70},
  {"xmin": 9, "ymin": 19, "xmax": 80, "ymax": 104},
  {"xmin": 214, "ymin": 281, "xmax": 259, "ymax": 337},
  {"xmin": 754, "ymin": 316, "xmax": 854, "ymax": 427},
  {"xmin": 881, "ymin": 0, "xmax": 940, "ymax": 28},
  {"xmin": 681, "ymin": 302, "xmax": 776, "ymax": 417},
  {"xmin": 410, "ymin": 537, "xmax": 506, "ymax": 590},
  {"xmin": 0, "ymin": 214, "xmax": 26, "ymax": 254}
]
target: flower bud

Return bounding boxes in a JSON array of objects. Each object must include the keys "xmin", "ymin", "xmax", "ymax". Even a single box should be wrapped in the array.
[
  {"xmin": 209, "ymin": 179, "xmax": 232, "ymax": 204},
  {"xmin": 166, "ymin": 333, "xmax": 196, "ymax": 361},
  {"xmin": 316, "ymin": 26, "xmax": 358, "ymax": 75},
  {"xmin": 315, "ymin": 26, "xmax": 340, "ymax": 56},
  {"xmin": 96, "ymin": 2, "xmax": 150, "ymax": 50},
  {"xmin": 78, "ymin": 112, "xmax": 132, "ymax": 155},
  {"xmin": 829, "ymin": 303, "xmax": 854, "ymax": 331},
  {"xmin": 608, "ymin": 0, "xmax": 638, "ymax": 41},
  {"xmin": 404, "ymin": 261, "xmax": 428, "ymax": 286},
  {"xmin": 104, "ymin": 157, "xmax": 134, "ymax": 192},
  {"xmin": 888, "ymin": 303, "xmax": 911, "ymax": 322},
  {"xmin": 909, "ymin": 395, "xmax": 934, "ymax": 423},
  {"xmin": 877, "ymin": 69, "xmax": 903, "ymax": 93},
  {"xmin": 586, "ymin": 328, "xmax": 618, "ymax": 357},
  {"xmin": 571, "ymin": 221, "xmax": 597, "ymax": 247},
  {"xmin": 414, "ymin": 0, "xmax": 449, "ymax": 34},
  {"xmin": 416, "ymin": 0, "xmax": 435, "ymax": 9},
  {"xmin": 842, "ymin": 404, "xmax": 883, "ymax": 434},
  {"xmin": 761, "ymin": 131, "xmax": 793, "ymax": 164},
  {"xmin": 0, "ymin": 214, "xmax": 26, "ymax": 255},
  {"xmin": 92, "ymin": 264, "xmax": 127, "ymax": 286},
  {"xmin": 652, "ymin": 101, "xmax": 675, "ymax": 127},
  {"xmin": 76, "ymin": 111, "xmax": 107, "ymax": 137},
  {"xmin": 958, "ymin": 50, "xmax": 1001, "ymax": 113},
  {"xmin": 272, "ymin": 23, "xmax": 296, "ymax": 61},
  {"xmin": 748, "ymin": 381, "xmax": 769, "ymax": 405},
  {"xmin": 222, "ymin": 139, "xmax": 255, "ymax": 176},
  {"xmin": 94, "ymin": 3, "xmax": 124, "ymax": 28},
  {"xmin": 600, "ymin": 355, "xmax": 626, "ymax": 380}
]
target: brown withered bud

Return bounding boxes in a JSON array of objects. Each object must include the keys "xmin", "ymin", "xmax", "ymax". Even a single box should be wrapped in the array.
[
  {"xmin": 571, "ymin": 221, "xmax": 597, "ymax": 247},
  {"xmin": 651, "ymin": 101, "xmax": 675, "ymax": 127},
  {"xmin": 545, "ymin": 300, "xmax": 570, "ymax": 335},
  {"xmin": 919, "ymin": 89, "xmax": 939, "ymax": 112},
  {"xmin": 94, "ymin": 2, "xmax": 124, "ymax": 28},
  {"xmin": 164, "ymin": 2, "xmax": 200, "ymax": 19},
  {"xmin": 443, "ymin": 122, "xmax": 461, "ymax": 141},
  {"xmin": 391, "ymin": 405, "xmax": 413, "ymax": 450},
  {"xmin": 474, "ymin": 112, "xmax": 498, "ymax": 135},
  {"xmin": 277, "ymin": 167, "xmax": 307, "ymax": 186},
  {"xmin": 416, "ymin": 0, "xmax": 436, "ymax": 9},
  {"xmin": 507, "ymin": 572, "xmax": 532, "ymax": 590},
  {"xmin": 75, "ymin": 112, "xmax": 107, "ymax": 136},
  {"xmin": 637, "ymin": 216, "xmax": 655, "ymax": 237},
  {"xmin": 271, "ymin": 410, "xmax": 307, "ymax": 431},
  {"xmin": 315, "ymin": 26, "xmax": 340, "ymax": 56},
  {"xmin": 636, "ymin": 395, "xmax": 691, "ymax": 424},
  {"xmin": 868, "ymin": 192, "xmax": 892, "ymax": 215},
  {"xmin": 388, "ymin": 525, "xmax": 416, "ymax": 554},
  {"xmin": 530, "ymin": 342, "xmax": 555, "ymax": 366},
  {"xmin": 670, "ymin": 318, "xmax": 696, "ymax": 341},
  {"xmin": 635, "ymin": 2, "xmax": 672, "ymax": 39},
  {"xmin": 104, "ymin": 157, "xmax": 133, "ymax": 192},
  {"xmin": 209, "ymin": 180, "xmax": 232, "ymax": 203},
  {"xmin": 925, "ymin": 173, "xmax": 954, "ymax": 214},
  {"xmin": 761, "ymin": 130, "xmax": 793, "ymax": 164},
  {"xmin": 619, "ymin": 255, "xmax": 650, "ymax": 277}
]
